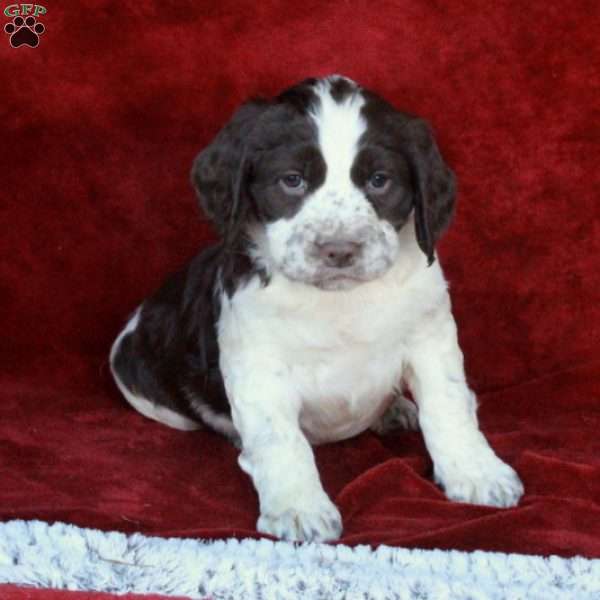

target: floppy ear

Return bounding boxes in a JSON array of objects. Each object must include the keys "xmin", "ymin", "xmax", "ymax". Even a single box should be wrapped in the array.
[
  {"xmin": 402, "ymin": 118, "xmax": 456, "ymax": 265},
  {"xmin": 191, "ymin": 100, "xmax": 269, "ymax": 242}
]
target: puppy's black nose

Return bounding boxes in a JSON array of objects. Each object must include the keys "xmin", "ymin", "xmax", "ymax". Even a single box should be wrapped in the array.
[{"xmin": 317, "ymin": 240, "xmax": 362, "ymax": 268}]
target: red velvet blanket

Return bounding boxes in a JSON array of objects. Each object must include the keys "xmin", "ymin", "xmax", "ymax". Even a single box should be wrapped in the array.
[{"xmin": 1, "ymin": 2, "xmax": 599, "ymax": 590}]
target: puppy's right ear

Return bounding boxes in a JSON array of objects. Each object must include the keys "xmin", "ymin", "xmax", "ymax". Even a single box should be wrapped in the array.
[{"xmin": 191, "ymin": 100, "xmax": 268, "ymax": 236}]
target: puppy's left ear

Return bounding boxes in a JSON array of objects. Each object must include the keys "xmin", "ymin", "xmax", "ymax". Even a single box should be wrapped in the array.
[{"xmin": 402, "ymin": 118, "xmax": 456, "ymax": 265}]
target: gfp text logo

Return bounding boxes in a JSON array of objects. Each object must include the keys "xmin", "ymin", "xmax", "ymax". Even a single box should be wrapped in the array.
[{"xmin": 4, "ymin": 4, "xmax": 46, "ymax": 48}]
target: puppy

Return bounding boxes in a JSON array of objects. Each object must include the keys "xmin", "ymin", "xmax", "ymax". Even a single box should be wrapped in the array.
[{"xmin": 110, "ymin": 75, "xmax": 524, "ymax": 542}]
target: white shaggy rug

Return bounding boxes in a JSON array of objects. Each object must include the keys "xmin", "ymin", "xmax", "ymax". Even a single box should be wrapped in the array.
[{"xmin": 1, "ymin": 520, "xmax": 599, "ymax": 599}]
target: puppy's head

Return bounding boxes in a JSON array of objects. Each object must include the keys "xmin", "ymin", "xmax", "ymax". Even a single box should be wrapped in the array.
[{"xmin": 192, "ymin": 76, "xmax": 455, "ymax": 290}]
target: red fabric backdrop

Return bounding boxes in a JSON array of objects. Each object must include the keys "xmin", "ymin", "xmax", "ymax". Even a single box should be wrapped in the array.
[{"xmin": 2, "ymin": 0, "xmax": 599, "ymax": 577}]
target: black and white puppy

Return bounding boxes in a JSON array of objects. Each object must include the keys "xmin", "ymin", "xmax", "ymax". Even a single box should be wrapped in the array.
[{"xmin": 110, "ymin": 75, "xmax": 524, "ymax": 542}]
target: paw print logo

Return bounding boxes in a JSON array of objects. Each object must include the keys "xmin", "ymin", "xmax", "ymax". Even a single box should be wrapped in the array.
[{"xmin": 4, "ymin": 15, "xmax": 45, "ymax": 48}]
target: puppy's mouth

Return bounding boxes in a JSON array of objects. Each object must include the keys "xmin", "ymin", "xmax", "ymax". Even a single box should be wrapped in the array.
[
  {"xmin": 316, "ymin": 275, "xmax": 362, "ymax": 291},
  {"xmin": 281, "ymin": 266, "xmax": 365, "ymax": 291},
  {"xmin": 276, "ymin": 249, "xmax": 395, "ymax": 290},
  {"xmin": 316, "ymin": 274, "xmax": 363, "ymax": 291}
]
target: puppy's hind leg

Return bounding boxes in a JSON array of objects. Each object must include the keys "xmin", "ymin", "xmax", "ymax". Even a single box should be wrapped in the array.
[
  {"xmin": 109, "ymin": 308, "xmax": 201, "ymax": 432},
  {"xmin": 371, "ymin": 389, "xmax": 419, "ymax": 435}
]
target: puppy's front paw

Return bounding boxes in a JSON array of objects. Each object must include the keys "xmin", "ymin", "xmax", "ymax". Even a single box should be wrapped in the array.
[
  {"xmin": 437, "ymin": 455, "xmax": 524, "ymax": 508},
  {"xmin": 257, "ymin": 494, "xmax": 342, "ymax": 542}
]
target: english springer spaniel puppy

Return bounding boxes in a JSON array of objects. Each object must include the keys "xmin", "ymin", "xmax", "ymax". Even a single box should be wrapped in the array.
[{"xmin": 110, "ymin": 75, "xmax": 524, "ymax": 542}]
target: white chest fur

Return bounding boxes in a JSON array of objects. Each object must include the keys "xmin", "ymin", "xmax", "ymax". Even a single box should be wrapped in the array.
[{"xmin": 218, "ymin": 251, "xmax": 449, "ymax": 444}]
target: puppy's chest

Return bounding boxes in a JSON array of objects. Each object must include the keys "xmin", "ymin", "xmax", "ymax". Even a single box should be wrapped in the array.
[
  {"xmin": 220, "ymin": 278, "xmax": 419, "ymax": 443},
  {"xmin": 290, "ymin": 324, "xmax": 405, "ymax": 443}
]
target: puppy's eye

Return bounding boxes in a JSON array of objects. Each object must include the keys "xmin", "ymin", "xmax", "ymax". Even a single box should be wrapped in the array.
[
  {"xmin": 367, "ymin": 172, "xmax": 391, "ymax": 193},
  {"xmin": 279, "ymin": 172, "xmax": 306, "ymax": 194}
]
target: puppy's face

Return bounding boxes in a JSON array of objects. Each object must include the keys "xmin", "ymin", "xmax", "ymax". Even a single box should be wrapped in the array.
[{"xmin": 192, "ymin": 76, "xmax": 456, "ymax": 290}]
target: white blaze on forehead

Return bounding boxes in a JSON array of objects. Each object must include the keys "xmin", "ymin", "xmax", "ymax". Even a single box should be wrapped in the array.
[{"xmin": 309, "ymin": 79, "xmax": 366, "ymax": 187}]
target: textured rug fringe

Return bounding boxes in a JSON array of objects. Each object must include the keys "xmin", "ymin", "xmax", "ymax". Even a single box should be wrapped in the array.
[{"xmin": 1, "ymin": 520, "xmax": 599, "ymax": 599}]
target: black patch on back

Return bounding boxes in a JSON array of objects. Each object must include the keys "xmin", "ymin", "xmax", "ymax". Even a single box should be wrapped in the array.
[{"xmin": 111, "ymin": 243, "xmax": 263, "ymax": 435}]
